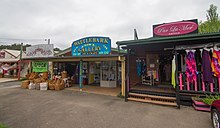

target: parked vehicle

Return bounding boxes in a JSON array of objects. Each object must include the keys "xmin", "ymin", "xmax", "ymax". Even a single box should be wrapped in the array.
[{"xmin": 211, "ymin": 100, "xmax": 220, "ymax": 128}]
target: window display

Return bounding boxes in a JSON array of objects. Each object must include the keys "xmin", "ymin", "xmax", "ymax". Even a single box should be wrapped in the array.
[{"xmin": 100, "ymin": 61, "xmax": 117, "ymax": 87}]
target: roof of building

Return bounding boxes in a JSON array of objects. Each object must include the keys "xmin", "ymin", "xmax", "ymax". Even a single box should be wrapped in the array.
[
  {"xmin": 0, "ymin": 49, "xmax": 26, "ymax": 59},
  {"xmin": 2, "ymin": 49, "xmax": 20, "ymax": 58},
  {"xmin": 0, "ymin": 58, "xmax": 19, "ymax": 62},
  {"xmin": 116, "ymin": 32, "xmax": 220, "ymax": 46}
]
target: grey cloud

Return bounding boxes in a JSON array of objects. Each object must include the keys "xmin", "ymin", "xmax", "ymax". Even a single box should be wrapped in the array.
[{"xmin": 0, "ymin": 0, "xmax": 219, "ymax": 49}]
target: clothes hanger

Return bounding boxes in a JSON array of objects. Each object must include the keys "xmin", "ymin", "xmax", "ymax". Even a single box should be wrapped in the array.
[
  {"xmin": 185, "ymin": 49, "xmax": 196, "ymax": 53},
  {"xmin": 214, "ymin": 45, "xmax": 218, "ymax": 51},
  {"xmin": 203, "ymin": 44, "xmax": 210, "ymax": 51}
]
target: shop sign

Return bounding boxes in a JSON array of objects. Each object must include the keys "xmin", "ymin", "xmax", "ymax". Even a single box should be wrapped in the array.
[
  {"xmin": 26, "ymin": 44, "xmax": 54, "ymax": 58},
  {"xmin": 71, "ymin": 37, "xmax": 111, "ymax": 56},
  {"xmin": 153, "ymin": 19, "xmax": 198, "ymax": 37},
  {"xmin": 0, "ymin": 52, "xmax": 5, "ymax": 58},
  {"xmin": 32, "ymin": 61, "xmax": 48, "ymax": 72}
]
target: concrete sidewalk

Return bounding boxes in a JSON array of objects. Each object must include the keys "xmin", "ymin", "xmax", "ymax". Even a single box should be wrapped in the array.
[{"xmin": 0, "ymin": 78, "xmax": 18, "ymax": 83}]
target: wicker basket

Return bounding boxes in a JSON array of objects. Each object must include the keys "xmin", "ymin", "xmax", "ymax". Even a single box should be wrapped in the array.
[
  {"xmin": 42, "ymin": 72, "xmax": 48, "ymax": 79},
  {"xmin": 61, "ymin": 71, "xmax": 67, "ymax": 79},
  {"xmin": 34, "ymin": 78, "xmax": 41, "ymax": 83},
  {"xmin": 21, "ymin": 80, "xmax": 30, "ymax": 89},
  {"xmin": 54, "ymin": 79, "xmax": 65, "ymax": 91},
  {"xmin": 48, "ymin": 80, "xmax": 56, "ymax": 90}
]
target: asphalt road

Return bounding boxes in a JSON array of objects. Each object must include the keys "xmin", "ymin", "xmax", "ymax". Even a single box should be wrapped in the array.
[
  {"xmin": 0, "ymin": 81, "xmax": 21, "ymax": 88},
  {"xmin": 0, "ymin": 84, "xmax": 211, "ymax": 128}
]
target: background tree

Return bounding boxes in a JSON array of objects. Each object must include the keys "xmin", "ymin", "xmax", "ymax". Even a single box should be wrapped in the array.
[{"xmin": 199, "ymin": 4, "xmax": 220, "ymax": 33}]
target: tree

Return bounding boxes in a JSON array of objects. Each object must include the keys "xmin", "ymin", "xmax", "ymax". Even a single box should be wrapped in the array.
[{"xmin": 199, "ymin": 4, "xmax": 220, "ymax": 33}]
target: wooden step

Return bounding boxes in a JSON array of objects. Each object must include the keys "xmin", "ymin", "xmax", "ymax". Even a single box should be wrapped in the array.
[
  {"xmin": 129, "ymin": 92, "xmax": 176, "ymax": 100},
  {"xmin": 128, "ymin": 97, "xmax": 178, "ymax": 107}
]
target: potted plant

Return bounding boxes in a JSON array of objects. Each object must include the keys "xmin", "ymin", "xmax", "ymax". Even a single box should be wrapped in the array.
[
  {"xmin": 192, "ymin": 94, "xmax": 220, "ymax": 112},
  {"xmin": 192, "ymin": 96, "xmax": 210, "ymax": 112}
]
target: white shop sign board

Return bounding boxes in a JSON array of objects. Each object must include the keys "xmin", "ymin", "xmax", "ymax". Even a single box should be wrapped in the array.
[{"xmin": 26, "ymin": 44, "xmax": 54, "ymax": 58}]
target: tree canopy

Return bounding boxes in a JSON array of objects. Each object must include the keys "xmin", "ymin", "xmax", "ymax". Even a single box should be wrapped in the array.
[{"xmin": 199, "ymin": 4, "xmax": 220, "ymax": 33}]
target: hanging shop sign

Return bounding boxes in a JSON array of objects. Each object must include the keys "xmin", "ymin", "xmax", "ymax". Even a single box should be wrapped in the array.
[
  {"xmin": 32, "ymin": 61, "xmax": 48, "ymax": 72},
  {"xmin": 153, "ymin": 19, "xmax": 198, "ymax": 37},
  {"xmin": 0, "ymin": 52, "xmax": 5, "ymax": 58},
  {"xmin": 71, "ymin": 37, "xmax": 111, "ymax": 56},
  {"xmin": 26, "ymin": 44, "xmax": 54, "ymax": 58}
]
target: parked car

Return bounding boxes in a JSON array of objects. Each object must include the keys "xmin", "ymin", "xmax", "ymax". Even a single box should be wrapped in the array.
[{"xmin": 211, "ymin": 100, "xmax": 220, "ymax": 128}]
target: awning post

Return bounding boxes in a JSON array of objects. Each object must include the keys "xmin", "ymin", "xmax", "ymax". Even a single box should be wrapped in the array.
[{"xmin": 79, "ymin": 59, "xmax": 83, "ymax": 91}]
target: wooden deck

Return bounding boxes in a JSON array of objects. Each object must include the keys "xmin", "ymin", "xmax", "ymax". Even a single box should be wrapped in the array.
[{"xmin": 130, "ymin": 84, "xmax": 176, "ymax": 94}]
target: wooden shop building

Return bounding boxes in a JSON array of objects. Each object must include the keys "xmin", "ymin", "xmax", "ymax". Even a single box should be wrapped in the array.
[
  {"xmin": 23, "ymin": 37, "xmax": 126, "ymax": 96},
  {"xmin": 117, "ymin": 19, "xmax": 220, "ymax": 108}
]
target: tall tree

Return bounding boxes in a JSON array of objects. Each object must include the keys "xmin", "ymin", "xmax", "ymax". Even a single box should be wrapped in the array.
[{"xmin": 199, "ymin": 4, "xmax": 220, "ymax": 33}]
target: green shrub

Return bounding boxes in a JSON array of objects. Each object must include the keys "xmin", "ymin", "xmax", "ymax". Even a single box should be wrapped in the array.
[
  {"xmin": 202, "ymin": 94, "xmax": 220, "ymax": 105},
  {"xmin": 0, "ymin": 123, "xmax": 8, "ymax": 128}
]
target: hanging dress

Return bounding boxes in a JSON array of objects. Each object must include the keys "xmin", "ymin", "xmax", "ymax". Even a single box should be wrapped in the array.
[
  {"xmin": 171, "ymin": 55, "xmax": 176, "ymax": 87},
  {"xmin": 211, "ymin": 50, "xmax": 220, "ymax": 77},
  {"xmin": 186, "ymin": 50, "xmax": 197, "ymax": 84},
  {"xmin": 136, "ymin": 59, "xmax": 142, "ymax": 77},
  {"xmin": 202, "ymin": 49, "xmax": 213, "ymax": 83}
]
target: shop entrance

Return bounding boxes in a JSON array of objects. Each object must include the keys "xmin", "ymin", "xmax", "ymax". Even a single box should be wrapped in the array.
[
  {"xmin": 136, "ymin": 51, "xmax": 174, "ymax": 90},
  {"xmin": 53, "ymin": 60, "xmax": 121, "ymax": 89}
]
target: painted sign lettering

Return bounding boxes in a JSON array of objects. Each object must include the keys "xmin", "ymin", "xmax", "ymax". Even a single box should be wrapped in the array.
[
  {"xmin": 71, "ymin": 37, "xmax": 111, "ymax": 56},
  {"xmin": 153, "ymin": 19, "xmax": 198, "ymax": 37},
  {"xmin": 26, "ymin": 44, "xmax": 54, "ymax": 58}
]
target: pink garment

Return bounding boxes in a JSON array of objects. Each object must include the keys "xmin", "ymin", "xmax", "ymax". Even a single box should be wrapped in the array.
[{"xmin": 186, "ymin": 50, "xmax": 197, "ymax": 84}]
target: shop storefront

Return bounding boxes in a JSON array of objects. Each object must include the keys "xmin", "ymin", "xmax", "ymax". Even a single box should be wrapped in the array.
[
  {"xmin": 53, "ymin": 36, "xmax": 126, "ymax": 96},
  {"xmin": 23, "ymin": 37, "xmax": 126, "ymax": 96},
  {"xmin": 117, "ymin": 19, "xmax": 220, "ymax": 107}
]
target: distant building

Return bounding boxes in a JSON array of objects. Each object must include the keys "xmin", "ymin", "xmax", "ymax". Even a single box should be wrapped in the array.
[{"xmin": 0, "ymin": 49, "xmax": 28, "ymax": 78}]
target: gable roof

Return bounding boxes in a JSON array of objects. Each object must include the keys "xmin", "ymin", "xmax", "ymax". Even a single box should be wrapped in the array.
[
  {"xmin": 0, "ymin": 49, "xmax": 27, "ymax": 59},
  {"xmin": 2, "ymin": 49, "xmax": 20, "ymax": 58}
]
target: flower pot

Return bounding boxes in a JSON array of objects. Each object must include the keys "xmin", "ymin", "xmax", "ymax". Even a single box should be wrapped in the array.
[{"xmin": 192, "ymin": 97, "xmax": 211, "ymax": 112}]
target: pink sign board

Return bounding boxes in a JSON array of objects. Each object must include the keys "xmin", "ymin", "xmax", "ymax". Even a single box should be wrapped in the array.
[{"xmin": 153, "ymin": 19, "xmax": 198, "ymax": 37}]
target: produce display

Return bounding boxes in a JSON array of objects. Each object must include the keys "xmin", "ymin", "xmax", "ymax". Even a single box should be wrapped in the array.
[{"xmin": 21, "ymin": 71, "xmax": 67, "ymax": 91}]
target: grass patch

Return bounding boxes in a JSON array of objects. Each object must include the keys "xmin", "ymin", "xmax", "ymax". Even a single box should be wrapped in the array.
[{"xmin": 0, "ymin": 123, "xmax": 8, "ymax": 128}]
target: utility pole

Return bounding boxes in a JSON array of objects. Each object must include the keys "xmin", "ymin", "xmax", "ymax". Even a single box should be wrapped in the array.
[
  {"xmin": 48, "ymin": 39, "xmax": 50, "ymax": 44},
  {"xmin": 18, "ymin": 43, "xmax": 23, "ymax": 80},
  {"xmin": 45, "ymin": 39, "xmax": 50, "ymax": 44}
]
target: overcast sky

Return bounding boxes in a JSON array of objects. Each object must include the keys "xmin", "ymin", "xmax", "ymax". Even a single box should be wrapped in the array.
[{"xmin": 0, "ymin": 0, "xmax": 219, "ymax": 50}]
